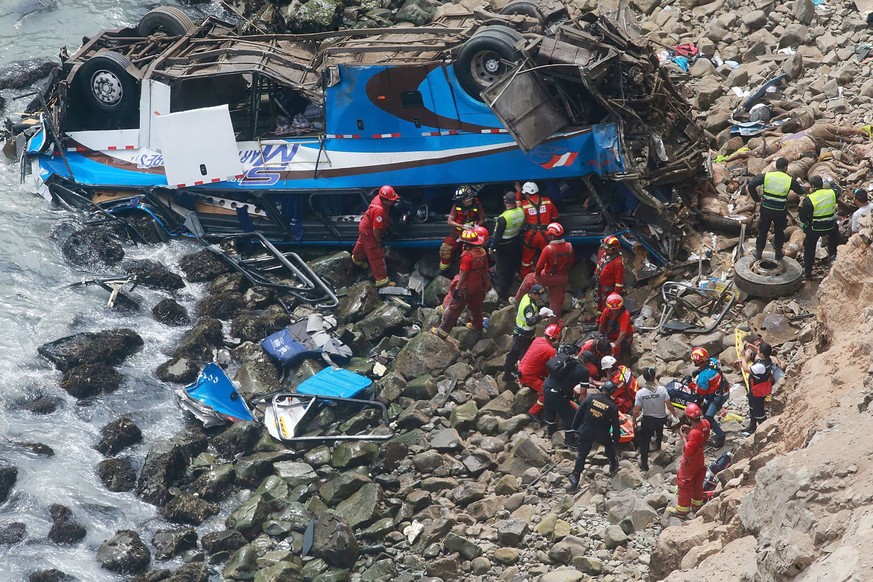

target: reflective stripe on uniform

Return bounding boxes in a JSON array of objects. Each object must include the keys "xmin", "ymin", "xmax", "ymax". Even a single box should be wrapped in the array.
[
  {"xmin": 499, "ymin": 207, "xmax": 524, "ymax": 240},
  {"xmin": 762, "ymin": 171, "xmax": 791, "ymax": 210},
  {"xmin": 516, "ymin": 293, "xmax": 535, "ymax": 332},
  {"xmin": 809, "ymin": 188, "xmax": 837, "ymax": 231}
]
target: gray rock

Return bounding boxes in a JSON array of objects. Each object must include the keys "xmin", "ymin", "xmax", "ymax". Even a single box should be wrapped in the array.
[
  {"xmin": 606, "ymin": 490, "xmax": 659, "ymax": 531},
  {"xmin": 319, "ymin": 471, "xmax": 371, "ymax": 505},
  {"xmin": 47, "ymin": 505, "xmax": 86, "ymax": 545},
  {"xmin": 309, "ymin": 250, "xmax": 357, "ymax": 289},
  {"xmin": 430, "ymin": 428, "xmax": 463, "ymax": 451},
  {"xmin": 96, "ymin": 417, "xmax": 142, "ymax": 456},
  {"xmin": 223, "ymin": 543, "xmax": 258, "ymax": 580},
  {"xmin": 462, "ymin": 452, "xmax": 492, "ymax": 476},
  {"xmin": 792, "ymin": 0, "xmax": 815, "ymax": 25},
  {"xmin": 690, "ymin": 58, "xmax": 716, "ymax": 78},
  {"xmin": 161, "ymin": 492, "xmax": 219, "ymax": 525},
  {"xmin": 395, "ymin": 0, "xmax": 440, "ymax": 25},
  {"xmin": 426, "ymin": 553, "xmax": 461, "ymax": 579},
  {"xmin": 155, "ymin": 356, "xmax": 199, "ymax": 384},
  {"xmin": 152, "ymin": 298, "xmax": 190, "ymax": 327},
  {"xmin": 172, "ymin": 318, "xmax": 224, "ymax": 361},
  {"xmin": 362, "ymin": 559, "xmax": 398, "ymax": 582},
  {"xmin": 331, "ymin": 441, "xmax": 379, "ymax": 469},
  {"xmin": 450, "ymin": 400, "xmax": 479, "ymax": 431},
  {"xmin": 779, "ymin": 23, "xmax": 808, "ymax": 47},
  {"xmin": 696, "ymin": 77, "xmax": 724, "ymax": 110},
  {"xmin": 135, "ymin": 441, "xmax": 189, "ymax": 506},
  {"xmin": 451, "ymin": 481, "xmax": 487, "ymax": 507},
  {"xmin": 339, "ymin": 281, "xmax": 382, "ymax": 324},
  {"xmin": 38, "ymin": 329, "xmax": 143, "ymax": 372},
  {"xmin": 225, "ymin": 495, "xmax": 270, "ymax": 540},
  {"xmin": 97, "ymin": 530, "xmax": 150, "ymax": 574},
  {"xmin": 151, "ymin": 528, "xmax": 197, "ymax": 561},
  {"xmin": 498, "ymin": 434, "xmax": 550, "ymax": 474},
  {"xmin": 742, "ymin": 9, "xmax": 768, "ymax": 30},
  {"xmin": 540, "ymin": 568, "xmax": 585, "ymax": 582},
  {"xmin": 312, "ymin": 514, "xmax": 359, "ymax": 569},
  {"xmin": 335, "ymin": 483, "xmax": 383, "ymax": 528},
  {"xmin": 548, "ymin": 535, "xmax": 588, "ymax": 564},
  {"xmin": 212, "ymin": 422, "xmax": 261, "ymax": 460},
  {"xmin": 444, "ymin": 362, "xmax": 473, "ymax": 381},
  {"xmin": 201, "ymin": 529, "xmax": 247, "ymax": 556},
  {"xmin": 285, "ymin": 0, "xmax": 343, "ymax": 32},
  {"xmin": 229, "ymin": 307, "xmax": 290, "ymax": 343},
  {"xmin": 376, "ymin": 372, "xmax": 406, "ymax": 403},
  {"xmin": 423, "ymin": 275, "xmax": 451, "ymax": 307},
  {"xmin": 393, "ymin": 331, "xmax": 460, "ymax": 379},
  {"xmin": 603, "ymin": 524, "xmax": 629, "ymax": 549},
  {"xmin": 273, "ymin": 461, "xmax": 316, "ymax": 488},
  {"xmin": 403, "ymin": 375, "xmax": 437, "ymax": 400},
  {"xmin": 496, "ymin": 518, "xmax": 529, "ymax": 546},
  {"xmin": 444, "ymin": 532, "xmax": 482, "ymax": 560},
  {"xmin": 97, "ymin": 458, "xmax": 137, "ymax": 492},
  {"xmin": 573, "ymin": 555, "xmax": 604, "ymax": 574},
  {"xmin": 359, "ymin": 303, "xmax": 409, "ymax": 342},
  {"xmin": 479, "ymin": 390, "xmax": 514, "ymax": 419}
]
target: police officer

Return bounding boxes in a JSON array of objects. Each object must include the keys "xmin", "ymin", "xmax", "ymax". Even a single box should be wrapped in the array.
[
  {"xmin": 632, "ymin": 367, "xmax": 677, "ymax": 471},
  {"xmin": 747, "ymin": 158, "xmax": 806, "ymax": 261},
  {"xmin": 799, "ymin": 175, "xmax": 839, "ymax": 280},
  {"xmin": 543, "ymin": 344, "xmax": 590, "ymax": 443},
  {"xmin": 490, "ymin": 191, "xmax": 525, "ymax": 300},
  {"xmin": 567, "ymin": 380, "xmax": 621, "ymax": 490},
  {"xmin": 502, "ymin": 284, "xmax": 551, "ymax": 382}
]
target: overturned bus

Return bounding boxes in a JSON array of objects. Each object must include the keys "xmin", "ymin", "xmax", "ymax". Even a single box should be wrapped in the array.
[{"xmin": 3, "ymin": 4, "xmax": 707, "ymax": 253}]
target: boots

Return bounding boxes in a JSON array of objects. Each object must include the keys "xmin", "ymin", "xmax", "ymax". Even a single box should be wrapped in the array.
[{"xmin": 567, "ymin": 472, "xmax": 581, "ymax": 491}]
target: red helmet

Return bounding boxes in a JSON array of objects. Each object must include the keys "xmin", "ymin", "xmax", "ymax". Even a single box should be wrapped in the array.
[
  {"xmin": 690, "ymin": 347, "xmax": 709, "ymax": 364},
  {"xmin": 378, "ymin": 185, "xmax": 399, "ymax": 201},
  {"xmin": 602, "ymin": 235, "xmax": 619, "ymax": 248},
  {"xmin": 473, "ymin": 225, "xmax": 489, "ymax": 243},
  {"xmin": 459, "ymin": 229, "xmax": 484, "ymax": 246},
  {"xmin": 544, "ymin": 323, "xmax": 563, "ymax": 340},
  {"xmin": 684, "ymin": 403, "xmax": 703, "ymax": 419},
  {"xmin": 605, "ymin": 293, "xmax": 624, "ymax": 310},
  {"xmin": 546, "ymin": 222, "xmax": 564, "ymax": 237}
]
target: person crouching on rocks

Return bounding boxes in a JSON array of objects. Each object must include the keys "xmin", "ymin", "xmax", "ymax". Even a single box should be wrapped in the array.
[
  {"xmin": 567, "ymin": 380, "xmax": 621, "ymax": 490},
  {"xmin": 666, "ymin": 402, "xmax": 710, "ymax": 520},
  {"xmin": 542, "ymin": 344, "xmax": 590, "ymax": 444},
  {"xmin": 517, "ymin": 322, "xmax": 561, "ymax": 422}
]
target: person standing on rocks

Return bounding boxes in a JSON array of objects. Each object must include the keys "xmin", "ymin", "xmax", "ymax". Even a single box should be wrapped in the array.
[
  {"xmin": 490, "ymin": 191, "xmax": 525, "ymax": 300},
  {"xmin": 517, "ymin": 322, "xmax": 562, "ymax": 421},
  {"xmin": 543, "ymin": 344, "xmax": 590, "ymax": 443},
  {"xmin": 514, "ymin": 222, "xmax": 574, "ymax": 317},
  {"xmin": 747, "ymin": 157, "xmax": 806, "ymax": 261},
  {"xmin": 438, "ymin": 185, "xmax": 485, "ymax": 272},
  {"xmin": 688, "ymin": 347, "xmax": 727, "ymax": 449},
  {"xmin": 851, "ymin": 188, "xmax": 871, "ymax": 234},
  {"xmin": 593, "ymin": 235, "xmax": 624, "ymax": 312},
  {"xmin": 799, "ymin": 175, "xmax": 839, "ymax": 280},
  {"xmin": 502, "ymin": 284, "xmax": 551, "ymax": 382},
  {"xmin": 740, "ymin": 342, "xmax": 781, "ymax": 436},
  {"xmin": 351, "ymin": 185, "xmax": 399, "ymax": 288},
  {"xmin": 666, "ymin": 402, "xmax": 710, "ymax": 520},
  {"xmin": 432, "ymin": 229, "xmax": 491, "ymax": 338},
  {"xmin": 597, "ymin": 292, "xmax": 634, "ymax": 359},
  {"xmin": 633, "ymin": 367, "xmax": 677, "ymax": 472},
  {"xmin": 518, "ymin": 181, "xmax": 559, "ymax": 277},
  {"xmin": 567, "ymin": 380, "xmax": 621, "ymax": 490}
]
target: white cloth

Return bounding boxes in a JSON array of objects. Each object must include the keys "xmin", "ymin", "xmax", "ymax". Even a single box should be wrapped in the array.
[
  {"xmin": 851, "ymin": 204, "xmax": 872, "ymax": 233},
  {"xmin": 634, "ymin": 385, "xmax": 672, "ymax": 419}
]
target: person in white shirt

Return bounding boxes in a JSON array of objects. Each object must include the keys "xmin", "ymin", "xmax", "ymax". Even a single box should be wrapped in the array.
[
  {"xmin": 851, "ymin": 189, "xmax": 871, "ymax": 234},
  {"xmin": 632, "ymin": 367, "xmax": 678, "ymax": 471}
]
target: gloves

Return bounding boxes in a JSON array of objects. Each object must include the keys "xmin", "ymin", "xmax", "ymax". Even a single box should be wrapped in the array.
[{"xmin": 538, "ymin": 307, "xmax": 554, "ymax": 317}]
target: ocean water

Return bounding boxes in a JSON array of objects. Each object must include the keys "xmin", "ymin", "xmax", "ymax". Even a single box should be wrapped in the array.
[{"xmin": 0, "ymin": 1, "xmax": 228, "ymax": 579}]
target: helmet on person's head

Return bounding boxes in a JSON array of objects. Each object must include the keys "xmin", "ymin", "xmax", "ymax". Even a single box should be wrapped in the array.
[
  {"xmin": 558, "ymin": 343, "xmax": 576, "ymax": 356},
  {"xmin": 522, "ymin": 182, "xmax": 539, "ymax": 196},
  {"xmin": 544, "ymin": 323, "xmax": 563, "ymax": 340},
  {"xmin": 690, "ymin": 347, "xmax": 709, "ymax": 364},
  {"xmin": 454, "ymin": 185, "xmax": 475, "ymax": 201},
  {"xmin": 546, "ymin": 222, "xmax": 564, "ymax": 238},
  {"xmin": 684, "ymin": 403, "xmax": 703, "ymax": 419},
  {"xmin": 601, "ymin": 355, "xmax": 617, "ymax": 370},
  {"xmin": 459, "ymin": 229, "xmax": 484, "ymax": 246},
  {"xmin": 602, "ymin": 235, "xmax": 619, "ymax": 248},
  {"xmin": 473, "ymin": 225, "xmax": 489, "ymax": 243},
  {"xmin": 530, "ymin": 284, "xmax": 545, "ymax": 296},
  {"xmin": 600, "ymin": 380, "xmax": 617, "ymax": 395},
  {"xmin": 379, "ymin": 185, "xmax": 399, "ymax": 201},
  {"xmin": 579, "ymin": 350, "xmax": 596, "ymax": 363},
  {"xmin": 606, "ymin": 293, "xmax": 624, "ymax": 310},
  {"xmin": 643, "ymin": 367, "xmax": 656, "ymax": 382}
]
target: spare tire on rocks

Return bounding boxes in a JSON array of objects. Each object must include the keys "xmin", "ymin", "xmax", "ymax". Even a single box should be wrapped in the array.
[{"xmin": 734, "ymin": 253, "xmax": 803, "ymax": 298}]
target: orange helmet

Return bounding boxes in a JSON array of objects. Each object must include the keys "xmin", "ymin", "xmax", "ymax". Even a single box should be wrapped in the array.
[
  {"xmin": 544, "ymin": 323, "xmax": 563, "ymax": 340},
  {"xmin": 684, "ymin": 403, "xmax": 703, "ymax": 419},
  {"xmin": 473, "ymin": 225, "xmax": 489, "ymax": 243},
  {"xmin": 378, "ymin": 185, "xmax": 399, "ymax": 201},
  {"xmin": 690, "ymin": 347, "xmax": 709, "ymax": 364},
  {"xmin": 546, "ymin": 222, "xmax": 564, "ymax": 237},
  {"xmin": 602, "ymin": 235, "xmax": 619, "ymax": 248},
  {"xmin": 459, "ymin": 229, "xmax": 484, "ymax": 246},
  {"xmin": 605, "ymin": 293, "xmax": 624, "ymax": 310}
]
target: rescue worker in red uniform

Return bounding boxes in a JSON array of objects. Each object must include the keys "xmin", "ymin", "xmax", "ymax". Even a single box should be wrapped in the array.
[
  {"xmin": 577, "ymin": 335, "xmax": 613, "ymax": 380},
  {"xmin": 432, "ymin": 229, "xmax": 491, "ymax": 338},
  {"xmin": 439, "ymin": 186, "xmax": 485, "ymax": 272},
  {"xmin": 594, "ymin": 235, "xmax": 624, "ymax": 312},
  {"xmin": 687, "ymin": 347, "xmax": 727, "ymax": 448},
  {"xmin": 597, "ymin": 293, "xmax": 634, "ymax": 359},
  {"xmin": 514, "ymin": 222, "xmax": 574, "ymax": 317},
  {"xmin": 666, "ymin": 403, "xmax": 711, "ymax": 519},
  {"xmin": 518, "ymin": 182, "xmax": 559, "ymax": 277},
  {"xmin": 608, "ymin": 363, "xmax": 639, "ymax": 414},
  {"xmin": 352, "ymin": 185, "xmax": 399, "ymax": 287},
  {"xmin": 439, "ymin": 225, "xmax": 491, "ymax": 313},
  {"xmin": 518, "ymin": 323, "xmax": 561, "ymax": 420}
]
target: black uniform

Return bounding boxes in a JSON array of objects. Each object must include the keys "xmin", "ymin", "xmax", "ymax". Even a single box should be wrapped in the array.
[
  {"xmin": 570, "ymin": 391, "xmax": 621, "ymax": 474},
  {"xmin": 747, "ymin": 172, "xmax": 805, "ymax": 259},
  {"xmin": 543, "ymin": 354, "xmax": 590, "ymax": 436}
]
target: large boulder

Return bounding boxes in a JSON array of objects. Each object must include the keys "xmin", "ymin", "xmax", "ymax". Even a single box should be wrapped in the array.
[
  {"xmin": 497, "ymin": 434, "xmax": 550, "ymax": 475},
  {"xmin": 151, "ymin": 528, "xmax": 198, "ymax": 561},
  {"xmin": 198, "ymin": 291, "xmax": 245, "ymax": 321},
  {"xmin": 161, "ymin": 492, "xmax": 220, "ymax": 525},
  {"xmin": 393, "ymin": 331, "xmax": 459, "ymax": 379},
  {"xmin": 155, "ymin": 357, "xmax": 199, "ymax": 384},
  {"xmin": 0, "ymin": 465, "xmax": 17, "ymax": 503},
  {"xmin": 284, "ymin": 0, "xmax": 343, "ymax": 32},
  {"xmin": 61, "ymin": 226, "xmax": 124, "ymax": 267},
  {"xmin": 312, "ymin": 514, "xmax": 360, "ymax": 569},
  {"xmin": 336, "ymin": 483, "xmax": 383, "ymax": 528},
  {"xmin": 0, "ymin": 58, "xmax": 57, "ymax": 90},
  {"xmin": 96, "ymin": 416, "xmax": 142, "ymax": 456},
  {"xmin": 0, "ymin": 522, "xmax": 25, "ymax": 545},
  {"xmin": 122, "ymin": 259, "xmax": 185, "ymax": 291},
  {"xmin": 309, "ymin": 250, "xmax": 358, "ymax": 289},
  {"xmin": 135, "ymin": 441, "xmax": 190, "ymax": 506},
  {"xmin": 97, "ymin": 530, "xmax": 150, "ymax": 574},
  {"xmin": 97, "ymin": 458, "xmax": 137, "ymax": 492},
  {"xmin": 358, "ymin": 303, "xmax": 410, "ymax": 342},
  {"xmin": 338, "ymin": 281, "xmax": 382, "ymax": 324},
  {"xmin": 152, "ymin": 298, "xmax": 191, "ymax": 327},
  {"xmin": 229, "ymin": 306, "xmax": 291, "ymax": 343},
  {"xmin": 60, "ymin": 364, "xmax": 123, "ymax": 399},
  {"xmin": 38, "ymin": 329, "xmax": 143, "ymax": 371},
  {"xmin": 178, "ymin": 250, "xmax": 232, "ymax": 283},
  {"xmin": 47, "ymin": 505, "xmax": 86, "ymax": 545},
  {"xmin": 650, "ymin": 519, "xmax": 712, "ymax": 579},
  {"xmin": 172, "ymin": 318, "xmax": 223, "ymax": 361}
]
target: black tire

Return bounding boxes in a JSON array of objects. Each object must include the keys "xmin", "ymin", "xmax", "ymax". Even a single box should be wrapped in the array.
[
  {"xmin": 75, "ymin": 52, "xmax": 140, "ymax": 114},
  {"xmin": 499, "ymin": 0, "xmax": 545, "ymax": 23},
  {"xmin": 137, "ymin": 6, "xmax": 196, "ymax": 36},
  {"xmin": 734, "ymin": 253, "xmax": 803, "ymax": 298},
  {"xmin": 454, "ymin": 25, "xmax": 524, "ymax": 101}
]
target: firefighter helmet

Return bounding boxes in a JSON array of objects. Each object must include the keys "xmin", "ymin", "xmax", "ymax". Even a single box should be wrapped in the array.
[
  {"xmin": 690, "ymin": 347, "xmax": 709, "ymax": 364},
  {"xmin": 453, "ymin": 185, "xmax": 476, "ymax": 201},
  {"xmin": 684, "ymin": 402, "xmax": 703, "ymax": 419},
  {"xmin": 378, "ymin": 185, "xmax": 399, "ymax": 201},
  {"xmin": 522, "ymin": 181, "xmax": 539, "ymax": 195},
  {"xmin": 605, "ymin": 293, "xmax": 624, "ymax": 310},
  {"xmin": 546, "ymin": 222, "xmax": 564, "ymax": 237},
  {"xmin": 544, "ymin": 323, "xmax": 563, "ymax": 340},
  {"xmin": 602, "ymin": 235, "xmax": 619, "ymax": 248},
  {"xmin": 473, "ymin": 225, "xmax": 489, "ymax": 243},
  {"xmin": 600, "ymin": 355, "xmax": 617, "ymax": 370},
  {"xmin": 459, "ymin": 229, "xmax": 484, "ymax": 246}
]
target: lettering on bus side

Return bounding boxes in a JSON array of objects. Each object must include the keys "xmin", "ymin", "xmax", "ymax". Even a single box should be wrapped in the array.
[{"xmin": 239, "ymin": 143, "xmax": 300, "ymax": 186}]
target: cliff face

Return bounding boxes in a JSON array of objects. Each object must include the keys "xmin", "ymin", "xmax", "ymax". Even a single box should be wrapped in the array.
[{"xmin": 654, "ymin": 219, "xmax": 873, "ymax": 581}]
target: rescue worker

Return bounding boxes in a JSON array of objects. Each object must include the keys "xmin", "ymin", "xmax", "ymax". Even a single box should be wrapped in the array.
[
  {"xmin": 518, "ymin": 182, "xmax": 559, "ymax": 277},
  {"xmin": 439, "ymin": 224, "xmax": 491, "ymax": 314},
  {"xmin": 578, "ymin": 350, "xmax": 600, "ymax": 381},
  {"xmin": 439, "ymin": 185, "xmax": 485, "ymax": 272},
  {"xmin": 799, "ymin": 175, "xmax": 839, "ymax": 280},
  {"xmin": 740, "ymin": 342, "xmax": 779, "ymax": 436},
  {"xmin": 577, "ymin": 334, "xmax": 613, "ymax": 378},
  {"xmin": 490, "ymin": 192, "xmax": 525, "ymax": 300},
  {"xmin": 593, "ymin": 235, "xmax": 624, "ymax": 312},
  {"xmin": 542, "ymin": 344, "xmax": 590, "ymax": 442},
  {"xmin": 633, "ymin": 367, "xmax": 677, "ymax": 472},
  {"xmin": 432, "ymin": 229, "xmax": 491, "ymax": 338},
  {"xmin": 351, "ymin": 185, "xmax": 399, "ymax": 287},
  {"xmin": 594, "ymin": 354, "xmax": 617, "ymax": 388},
  {"xmin": 567, "ymin": 380, "xmax": 621, "ymax": 490},
  {"xmin": 688, "ymin": 347, "xmax": 727, "ymax": 449},
  {"xmin": 608, "ymin": 362, "xmax": 638, "ymax": 414},
  {"xmin": 597, "ymin": 293, "xmax": 634, "ymax": 359},
  {"xmin": 502, "ymin": 284, "xmax": 552, "ymax": 382},
  {"xmin": 747, "ymin": 157, "xmax": 806, "ymax": 261},
  {"xmin": 518, "ymin": 322, "xmax": 562, "ymax": 420},
  {"xmin": 665, "ymin": 402, "xmax": 711, "ymax": 519},
  {"xmin": 514, "ymin": 222, "xmax": 574, "ymax": 317}
]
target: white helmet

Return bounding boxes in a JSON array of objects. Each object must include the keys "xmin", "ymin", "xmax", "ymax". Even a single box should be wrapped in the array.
[
  {"xmin": 522, "ymin": 181, "xmax": 539, "ymax": 196},
  {"xmin": 600, "ymin": 355, "xmax": 617, "ymax": 370}
]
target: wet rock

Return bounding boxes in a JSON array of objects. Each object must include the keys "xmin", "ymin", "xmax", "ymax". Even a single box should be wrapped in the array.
[
  {"xmin": 179, "ymin": 250, "xmax": 232, "ymax": 283},
  {"xmin": 212, "ymin": 422, "xmax": 261, "ymax": 459},
  {"xmin": 232, "ymin": 343, "xmax": 281, "ymax": 398},
  {"xmin": 123, "ymin": 259, "xmax": 185, "ymax": 291},
  {"xmin": 309, "ymin": 250, "xmax": 358, "ymax": 289},
  {"xmin": 226, "ymin": 496, "xmax": 270, "ymax": 539},
  {"xmin": 13, "ymin": 441, "xmax": 54, "ymax": 457},
  {"xmin": 14, "ymin": 394, "xmax": 63, "ymax": 415},
  {"xmin": 255, "ymin": 562, "xmax": 303, "ymax": 581},
  {"xmin": 135, "ymin": 441, "xmax": 189, "ymax": 506},
  {"xmin": 60, "ymin": 363, "xmax": 123, "ymax": 399},
  {"xmin": 38, "ymin": 328, "xmax": 143, "ymax": 371},
  {"xmin": 362, "ymin": 558, "xmax": 397, "ymax": 581},
  {"xmin": 359, "ymin": 302, "xmax": 410, "ymax": 342},
  {"xmin": 162, "ymin": 492, "xmax": 219, "ymax": 525},
  {"xmin": 98, "ymin": 530, "xmax": 150, "ymax": 574},
  {"xmin": 0, "ymin": 522, "xmax": 25, "ymax": 544},
  {"xmin": 47, "ymin": 505, "xmax": 86, "ymax": 544},
  {"xmin": 27, "ymin": 570, "xmax": 71, "ymax": 582},
  {"xmin": 332, "ymin": 441, "xmax": 379, "ymax": 469},
  {"xmin": 198, "ymin": 291, "xmax": 245, "ymax": 321},
  {"xmin": 319, "ymin": 471, "xmax": 371, "ymax": 505},
  {"xmin": 0, "ymin": 465, "xmax": 17, "ymax": 504},
  {"xmin": 97, "ymin": 416, "xmax": 142, "ymax": 456},
  {"xmin": 98, "ymin": 458, "xmax": 137, "ymax": 492},
  {"xmin": 274, "ymin": 461, "xmax": 317, "ymax": 488},
  {"xmin": 201, "ymin": 529, "xmax": 247, "ymax": 556},
  {"xmin": 338, "ymin": 281, "xmax": 382, "ymax": 324},
  {"xmin": 0, "ymin": 58, "xmax": 57, "ymax": 90},
  {"xmin": 189, "ymin": 463, "xmax": 236, "ymax": 502},
  {"xmin": 223, "ymin": 543, "xmax": 258, "ymax": 580},
  {"xmin": 61, "ymin": 226, "xmax": 125, "ymax": 267},
  {"xmin": 285, "ymin": 0, "xmax": 343, "ymax": 32},
  {"xmin": 152, "ymin": 528, "xmax": 198, "ymax": 561},
  {"xmin": 229, "ymin": 306, "xmax": 291, "ymax": 343},
  {"xmin": 234, "ymin": 451, "xmax": 295, "ymax": 488},
  {"xmin": 152, "ymin": 299, "xmax": 191, "ymax": 327},
  {"xmin": 312, "ymin": 513, "xmax": 359, "ymax": 569},
  {"xmin": 156, "ymin": 357, "xmax": 199, "ymax": 384},
  {"xmin": 393, "ymin": 331, "xmax": 460, "ymax": 379},
  {"xmin": 336, "ymin": 482, "xmax": 383, "ymax": 528},
  {"xmin": 172, "ymin": 318, "xmax": 223, "ymax": 361}
]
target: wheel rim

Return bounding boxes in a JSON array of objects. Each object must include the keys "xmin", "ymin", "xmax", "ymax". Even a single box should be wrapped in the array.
[
  {"xmin": 90, "ymin": 70, "xmax": 124, "ymax": 107},
  {"xmin": 470, "ymin": 50, "xmax": 509, "ymax": 87},
  {"xmin": 750, "ymin": 258, "xmax": 787, "ymax": 276}
]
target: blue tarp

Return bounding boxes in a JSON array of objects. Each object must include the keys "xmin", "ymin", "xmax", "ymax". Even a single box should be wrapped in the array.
[
  {"xmin": 184, "ymin": 363, "xmax": 255, "ymax": 422},
  {"xmin": 296, "ymin": 367, "xmax": 373, "ymax": 399}
]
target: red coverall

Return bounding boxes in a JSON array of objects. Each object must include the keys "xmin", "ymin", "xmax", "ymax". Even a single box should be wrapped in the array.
[
  {"xmin": 518, "ymin": 336, "xmax": 557, "ymax": 415},
  {"xmin": 520, "ymin": 195, "xmax": 559, "ymax": 276},
  {"xmin": 439, "ymin": 200, "xmax": 484, "ymax": 269},
  {"xmin": 609, "ymin": 365, "xmax": 638, "ymax": 414},
  {"xmin": 352, "ymin": 196, "xmax": 390, "ymax": 283},
  {"xmin": 515, "ymin": 240, "xmax": 574, "ymax": 316},
  {"xmin": 594, "ymin": 249, "xmax": 624, "ymax": 311},
  {"xmin": 597, "ymin": 306, "xmax": 634, "ymax": 355},
  {"xmin": 437, "ymin": 246, "xmax": 490, "ymax": 333},
  {"xmin": 676, "ymin": 419, "xmax": 711, "ymax": 515}
]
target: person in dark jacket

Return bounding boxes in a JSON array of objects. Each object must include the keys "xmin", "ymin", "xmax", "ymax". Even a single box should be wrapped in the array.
[
  {"xmin": 490, "ymin": 191, "xmax": 525, "ymax": 300},
  {"xmin": 798, "ymin": 175, "xmax": 839, "ymax": 280},
  {"xmin": 567, "ymin": 380, "xmax": 621, "ymax": 490},
  {"xmin": 502, "ymin": 284, "xmax": 550, "ymax": 381},
  {"xmin": 543, "ymin": 345, "xmax": 590, "ymax": 443},
  {"xmin": 746, "ymin": 157, "xmax": 806, "ymax": 261}
]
